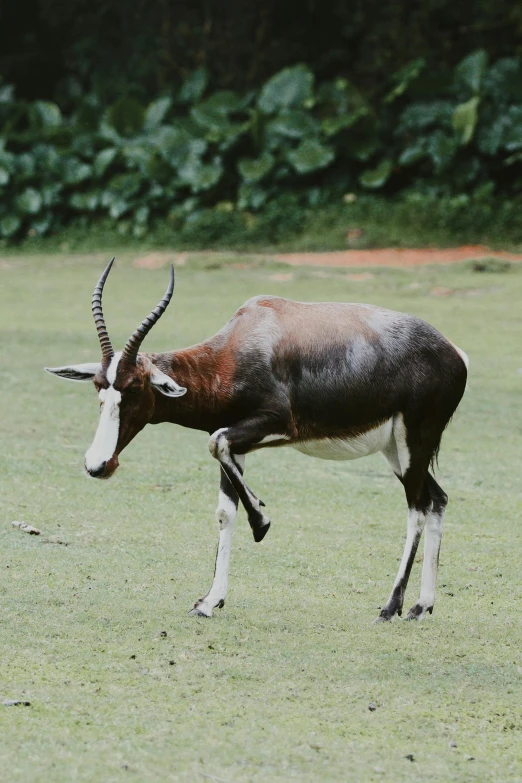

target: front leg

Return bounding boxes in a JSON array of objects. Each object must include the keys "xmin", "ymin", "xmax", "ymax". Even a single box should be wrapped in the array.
[
  {"xmin": 189, "ymin": 458, "xmax": 244, "ymax": 618},
  {"xmin": 209, "ymin": 424, "xmax": 275, "ymax": 542}
]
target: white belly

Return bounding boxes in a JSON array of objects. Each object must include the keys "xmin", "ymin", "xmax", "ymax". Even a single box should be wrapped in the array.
[{"xmin": 292, "ymin": 419, "xmax": 393, "ymax": 461}]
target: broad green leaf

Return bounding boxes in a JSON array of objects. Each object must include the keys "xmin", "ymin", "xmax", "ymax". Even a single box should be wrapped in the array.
[
  {"xmin": 132, "ymin": 223, "xmax": 148, "ymax": 238},
  {"xmin": 108, "ymin": 199, "xmax": 130, "ymax": 219},
  {"xmin": 397, "ymin": 102, "xmax": 454, "ymax": 133},
  {"xmin": 201, "ymin": 91, "xmax": 243, "ymax": 114},
  {"xmin": 503, "ymin": 106, "xmax": 522, "ymax": 151},
  {"xmin": 455, "ymin": 49, "xmax": 488, "ymax": 95},
  {"xmin": 63, "ymin": 157, "xmax": 91, "ymax": 185},
  {"xmin": 0, "ymin": 167, "xmax": 9, "ymax": 185},
  {"xmin": 98, "ymin": 116, "xmax": 121, "ymax": 144},
  {"xmin": 426, "ymin": 130, "xmax": 458, "ymax": 172},
  {"xmin": 504, "ymin": 151, "xmax": 522, "ymax": 165},
  {"xmin": 191, "ymin": 106, "xmax": 229, "ymax": 130},
  {"xmin": 453, "ymin": 96, "xmax": 480, "ymax": 144},
  {"xmin": 359, "ymin": 159, "xmax": 393, "ymax": 189},
  {"xmin": 41, "ymin": 183, "xmax": 63, "ymax": 206},
  {"xmin": 179, "ymin": 69, "xmax": 208, "ymax": 104},
  {"xmin": 121, "ymin": 143, "xmax": 153, "ymax": 170},
  {"xmin": 266, "ymin": 111, "xmax": 319, "ymax": 139},
  {"xmin": 237, "ymin": 183, "xmax": 268, "ymax": 210},
  {"xmin": 191, "ymin": 92, "xmax": 244, "ymax": 131},
  {"xmin": 0, "ymin": 214, "xmax": 21, "ymax": 237},
  {"xmin": 30, "ymin": 213, "xmax": 52, "ymax": 235},
  {"xmin": 32, "ymin": 144, "xmax": 59, "ymax": 171},
  {"xmin": 385, "ymin": 58, "xmax": 426, "ymax": 103},
  {"xmin": 178, "ymin": 158, "xmax": 223, "ymax": 192},
  {"xmin": 321, "ymin": 110, "xmax": 366, "ymax": 137},
  {"xmin": 398, "ymin": 138, "xmax": 426, "ymax": 166},
  {"xmin": 238, "ymin": 152, "xmax": 274, "ymax": 183},
  {"xmin": 152, "ymin": 126, "xmax": 207, "ymax": 167},
  {"xmin": 71, "ymin": 133, "xmax": 95, "ymax": 157},
  {"xmin": 134, "ymin": 205, "xmax": 149, "ymax": 224},
  {"xmin": 144, "ymin": 97, "xmax": 172, "ymax": 130},
  {"xmin": 16, "ymin": 187, "xmax": 42, "ymax": 214},
  {"xmin": 482, "ymin": 57, "xmax": 522, "ymax": 105},
  {"xmin": 106, "ymin": 172, "xmax": 142, "ymax": 199},
  {"xmin": 0, "ymin": 83, "xmax": 14, "ymax": 103},
  {"xmin": 205, "ymin": 122, "xmax": 249, "ymax": 150},
  {"xmin": 15, "ymin": 153, "xmax": 35, "ymax": 180},
  {"xmin": 344, "ymin": 135, "xmax": 379, "ymax": 162},
  {"xmin": 258, "ymin": 65, "xmax": 314, "ymax": 114},
  {"xmin": 69, "ymin": 192, "xmax": 100, "ymax": 211},
  {"xmin": 287, "ymin": 139, "xmax": 334, "ymax": 174},
  {"xmin": 108, "ymin": 97, "xmax": 145, "ymax": 136},
  {"xmin": 33, "ymin": 101, "xmax": 62, "ymax": 128},
  {"xmin": 94, "ymin": 148, "xmax": 118, "ymax": 177}
]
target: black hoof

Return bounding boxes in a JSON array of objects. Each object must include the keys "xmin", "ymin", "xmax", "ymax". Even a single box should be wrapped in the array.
[
  {"xmin": 405, "ymin": 603, "xmax": 432, "ymax": 620},
  {"xmin": 253, "ymin": 521, "xmax": 270, "ymax": 543},
  {"xmin": 374, "ymin": 608, "xmax": 394, "ymax": 623},
  {"xmin": 188, "ymin": 606, "xmax": 212, "ymax": 617}
]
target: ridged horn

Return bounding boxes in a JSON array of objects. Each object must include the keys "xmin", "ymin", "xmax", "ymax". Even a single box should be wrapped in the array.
[
  {"xmin": 92, "ymin": 257, "xmax": 115, "ymax": 365},
  {"xmin": 120, "ymin": 265, "xmax": 175, "ymax": 365}
]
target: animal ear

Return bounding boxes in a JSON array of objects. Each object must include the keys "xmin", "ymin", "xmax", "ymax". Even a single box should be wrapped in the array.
[
  {"xmin": 45, "ymin": 363, "xmax": 101, "ymax": 382},
  {"xmin": 150, "ymin": 368, "xmax": 187, "ymax": 398}
]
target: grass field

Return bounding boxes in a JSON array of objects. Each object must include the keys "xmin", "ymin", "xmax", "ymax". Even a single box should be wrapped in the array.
[{"xmin": 1, "ymin": 252, "xmax": 521, "ymax": 782}]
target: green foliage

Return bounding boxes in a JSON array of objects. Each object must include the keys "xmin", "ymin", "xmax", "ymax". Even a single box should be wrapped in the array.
[{"xmin": 1, "ymin": 50, "xmax": 522, "ymax": 242}]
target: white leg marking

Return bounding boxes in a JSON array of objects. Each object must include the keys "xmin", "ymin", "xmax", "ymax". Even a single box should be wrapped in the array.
[
  {"xmin": 258, "ymin": 434, "xmax": 291, "ymax": 444},
  {"xmin": 382, "ymin": 414, "xmax": 410, "ymax": 477},
  {"xmin": 393, "ymin": 413, "xmax": 410, "ymax": 476},
  {"xmin": 375, "ymin": 508, "xmax": 425, "ymax": 622},
  {"xmin": 190, "ymin": 456, "xmax": 245, "ymax": 618},
  {"xmin": 209, "ymin": 430, "xmax": 264, "ymax": 517},
  {"xmin": 413, "ymin": 509, "xmax": 444, "ymax": 619}
]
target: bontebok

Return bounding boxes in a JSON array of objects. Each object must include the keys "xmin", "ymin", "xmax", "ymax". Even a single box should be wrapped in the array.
[{"xmin": 46, "ymin": 259, "xmax": 468, "ymax": 621}]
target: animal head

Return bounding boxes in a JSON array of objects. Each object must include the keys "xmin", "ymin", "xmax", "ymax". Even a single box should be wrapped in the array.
[{"xmin": 45, "ymin": 259, "xmax": 186, "ymax": 479}]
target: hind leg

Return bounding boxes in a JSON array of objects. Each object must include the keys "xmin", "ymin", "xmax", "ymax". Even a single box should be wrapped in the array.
[
  {"xmin": 375, "ymin": 460, "xmax": 431, "ymax": 622},
  {"xmin": 405, "ymin": 473, "xmax": 448, "ymax": 620}
]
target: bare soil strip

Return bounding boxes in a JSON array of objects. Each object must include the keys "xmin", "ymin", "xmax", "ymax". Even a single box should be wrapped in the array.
[{"xmin": 133, "ymin": 246, "xmax": 522, "ymax": 270}]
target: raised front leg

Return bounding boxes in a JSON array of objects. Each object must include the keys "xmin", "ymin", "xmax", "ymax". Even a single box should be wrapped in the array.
[
  {"xmin": 189, "ymin": 457, "xmax": 244, "ymax": 618},
  {"xmin": 209, "ymin": 424, "xmax": 275, "ymax": 542}
]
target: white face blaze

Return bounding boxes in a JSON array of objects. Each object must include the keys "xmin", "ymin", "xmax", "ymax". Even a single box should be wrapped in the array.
[{"xmin": 84, "ymin": 353, "xmax": 122, "ymax": 474}]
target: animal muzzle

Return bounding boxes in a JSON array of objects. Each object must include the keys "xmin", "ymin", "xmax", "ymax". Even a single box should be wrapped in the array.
[{"xmin": 85, "ymin": 454, "xmax": 119, "ymax": 479}]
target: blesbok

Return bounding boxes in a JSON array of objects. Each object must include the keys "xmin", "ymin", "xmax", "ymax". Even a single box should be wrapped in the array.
[{"xmin": 46, "ymin": 259, "xmax": 468, "ymax": 621}]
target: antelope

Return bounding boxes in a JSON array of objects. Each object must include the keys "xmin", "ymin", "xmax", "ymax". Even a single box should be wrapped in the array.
[{"xmin": 46, "ymin": 258, "xmax": 468, "ymax": 621}]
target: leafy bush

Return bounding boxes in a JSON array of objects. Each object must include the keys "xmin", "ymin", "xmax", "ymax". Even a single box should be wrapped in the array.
[{"xmin": 1, "ymin": 51, "xmax": 522, "ymax": 242}]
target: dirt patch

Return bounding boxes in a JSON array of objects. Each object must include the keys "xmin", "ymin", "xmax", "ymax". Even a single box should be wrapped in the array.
[
  {"xmin": 274, "ymin": 246, "xmax": 522, "ymax": 267},
  {"xmin": 132, "ymin": 246, "xmax": 522, "ymax": 270}
]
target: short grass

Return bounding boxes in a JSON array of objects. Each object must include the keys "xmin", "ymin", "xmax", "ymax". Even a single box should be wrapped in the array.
[{"xmin": 1, "ymin": 253, "xmax": 521, "ymax": 783}]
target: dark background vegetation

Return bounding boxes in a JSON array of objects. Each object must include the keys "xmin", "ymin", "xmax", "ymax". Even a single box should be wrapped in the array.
[
  {"xmin": 3, "ymin": 0, "xmax": 522, "ymax": 100},
  {"xmin": 1, "ymin": 0, "xmax": 522, "ymax": 247}
]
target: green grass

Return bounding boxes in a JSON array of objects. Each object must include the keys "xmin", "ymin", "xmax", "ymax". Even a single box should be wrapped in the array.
[{"xmin": 1, "ymin": 253, "xmax": 521, "ymax": 782}]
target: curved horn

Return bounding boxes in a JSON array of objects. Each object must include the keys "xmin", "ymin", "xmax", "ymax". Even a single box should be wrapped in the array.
[
  {"xmin": 120, "ymin": 265, "xmax": 175, "ymax": 365},
  {"xmin": 92, "ymin": 257, "xmax": 115, "ymax": 364}
]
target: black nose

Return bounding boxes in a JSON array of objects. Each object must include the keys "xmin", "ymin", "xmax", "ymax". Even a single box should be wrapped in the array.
[{"xmin": 87, "ymin": 461, "xmax": 106, "ymax": 477}]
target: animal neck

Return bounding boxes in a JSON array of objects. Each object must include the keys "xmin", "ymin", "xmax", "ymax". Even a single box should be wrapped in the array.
[{"xmin": 146, "ymin": 342, "xmax": 234, "ymax": 432}]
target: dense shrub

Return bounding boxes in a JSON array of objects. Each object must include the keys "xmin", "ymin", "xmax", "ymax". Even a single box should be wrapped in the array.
[{"xmin": 1, "ymin": 51, "xmax": 522, "ymax": 242}]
